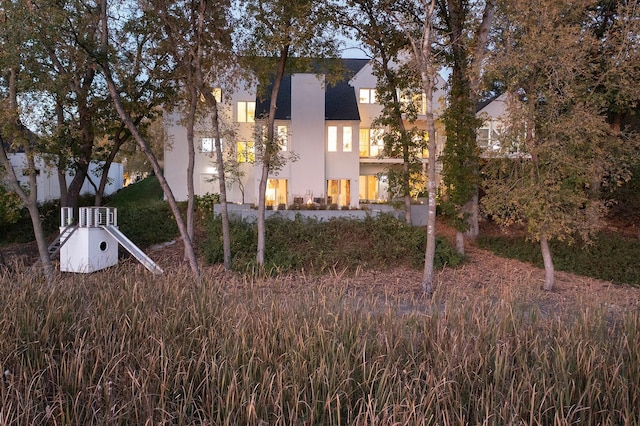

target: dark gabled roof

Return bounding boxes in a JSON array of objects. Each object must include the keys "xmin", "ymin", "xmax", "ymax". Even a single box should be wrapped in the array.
[
  {"xmin": 255, "ymin": 58, "xmax": 369, "ymax": 121},
  {"xmin": 325, "ymin": 59, "xmax": 369, "ymax": 121},
  {"xmin": 255, "ymin": 74, "xmax": 292, "ymax": 120}
]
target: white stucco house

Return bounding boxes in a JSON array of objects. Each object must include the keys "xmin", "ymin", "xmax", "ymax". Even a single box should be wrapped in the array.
[
  {"xmin": 163, "ymin": 59, "xmax": 505, "ymax": 209},
  {"xmin": 4, "ymin": 153, "xmax": 124, "ymax": 203}
]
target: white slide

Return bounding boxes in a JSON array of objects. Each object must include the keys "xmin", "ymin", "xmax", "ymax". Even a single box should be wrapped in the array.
[{"xmin": 102, "ymin": 225, "xmax": 164, "ymax": 274}]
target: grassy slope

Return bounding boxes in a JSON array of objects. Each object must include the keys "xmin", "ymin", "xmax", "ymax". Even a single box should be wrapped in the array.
[{"xmin": 107, "ymin": 175, "xmax": 164, "ymax": 207}]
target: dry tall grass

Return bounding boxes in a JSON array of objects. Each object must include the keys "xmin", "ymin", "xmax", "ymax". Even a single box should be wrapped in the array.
[{"xmin": 0, "ymin": 262, "xmax": 638, "ymax": 425}]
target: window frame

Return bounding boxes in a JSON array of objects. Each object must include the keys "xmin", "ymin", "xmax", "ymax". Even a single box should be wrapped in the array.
[
  {"xmin": 237, "ymin": 101, "xmax": 256, "ymax": 123},
  {"xmin": 236, "ymin": 140, "xmax": 255, "ymax": 163},
  {"xmin": 359, "ymin": 88, "xmax": 377, "ymax": 104}
]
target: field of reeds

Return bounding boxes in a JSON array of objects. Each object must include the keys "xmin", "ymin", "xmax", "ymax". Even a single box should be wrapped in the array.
[{"xmin": 1, "ymin": 263, "xmax": 638, "ymax": 425}]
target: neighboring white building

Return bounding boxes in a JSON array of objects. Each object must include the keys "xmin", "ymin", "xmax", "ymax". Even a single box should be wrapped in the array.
[
  {"xmin": 4, "ymin": 154, "xmax": 124, "ymax": 203},
  {"xmin": 163, "ymin": 59, "xmax": 507, "ymax": 209},
  {"xmin": 476, "ymin": 92, "xmax": 509, "ymax": 154}
]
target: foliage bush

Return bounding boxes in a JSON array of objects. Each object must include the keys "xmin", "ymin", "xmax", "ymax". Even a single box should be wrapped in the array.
[
  {"xmin": 202, "ymin": 214, "xmax": 464, "ymax": 274},
  {"xmin": 478, "ymin": 232, "xmax": 640, "ymax": 286},
  {"xmin": 113, "ymin": 200, "xmax": 178, "ymax": 248},
  {"xmin": 0, "ymin": 199, "xmax": 61, "ymax": 244}
]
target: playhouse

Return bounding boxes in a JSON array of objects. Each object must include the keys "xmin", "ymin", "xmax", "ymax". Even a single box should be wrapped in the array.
[{"xmin": 52, "ymin": 207, "xmax": 163, "ymax": 274}]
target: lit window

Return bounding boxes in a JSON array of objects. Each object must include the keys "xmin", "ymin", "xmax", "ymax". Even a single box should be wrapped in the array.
[
  {"xmin": 201, "ymin": 137, "xmax": 214, "ymax": 153},
  {"xmin": 343, "ymin": 127, "xmax": 352, "ymax": 152},
  {"xmin": 328, "ymin": 126, "xmax": 338, "ymax": 152},
  {"xmin": 237, "ymin": 101, "xmax": 255, "ymax": 123},
  {"xmin": 277, "ymin": 125, "xmax": 288, "ymax": 151},
  {"xmin": 400, "ymin": 90, "xmax": 427, "ymax": 114},
  {"xmin": 359, "ymin": 129, "xmax": 370, "ymax": 157},
  {"xmin": 237, "ymin": 141, "xmax": 255, "ymax": 163},
  {"xmin": 200, "ymin": 87, "xmax": 222, "ymax": 103},
  {"xmin": 359, "ymin": 88, "xmax": 377, "ymax": 104},
  {"xmin": 370, "ymin": 128, "xmax": 384, "ymax": 156}
]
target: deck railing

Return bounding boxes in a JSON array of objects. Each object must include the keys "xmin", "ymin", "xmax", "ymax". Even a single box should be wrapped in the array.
[{"xmin": 60, "ymin": 207, "xmax": 118, "ymax": 228}]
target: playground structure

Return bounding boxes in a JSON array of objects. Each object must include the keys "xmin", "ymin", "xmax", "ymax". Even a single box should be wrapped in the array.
[{"xmin": 48, "ymin": 207, "xmax": 163, "ymax": 274}]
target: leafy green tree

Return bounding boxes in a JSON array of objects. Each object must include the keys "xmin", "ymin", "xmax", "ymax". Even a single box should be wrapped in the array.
[
  {"xmin": 0, "ymin": 2, "xmax": 54, "ymax": 279},
  {"xmin": 437, "ymin": 0, "xmax": 496, "ymax": 254},
  {"xmin": 482, "ymin": 0, "xmax": 621, "ymax": 290},
  {"xmin": 237, "ymin": 0, "xmax": 339, "ymax": 266},
  {"xmin": 144, "ymin": 0, "xmax": 236, "ymax": 269},
  {"xmin": 339, "ymin": 0, "xmax": 427, "ymax": 224},
  {"xmin": 383, "ymin": 0, "xmax": 440, "ymax": 294},
  {"xmin": 88, "ymin": 0, "xmax": 202, "ymax": 276}
]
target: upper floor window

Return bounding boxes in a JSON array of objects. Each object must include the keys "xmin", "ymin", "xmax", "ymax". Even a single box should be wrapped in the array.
[
  {"xmin": 237, "ymin": 101, "xmax": 255, "ymax": 123},
  {"xmin": 200, "ymin": 87, "xmax": 222, "ymax": 103},
  {"xmin": 400, "ymin": 91, "xmax": 427, "ymax": 115},
  {"xmin": 328, "ymin": 126, "xmax": 338, "ymax": 152},
  {"xmin": 478, "ymin": 123, "xmax": 502, "ymax": 151},
  {"xmin": 359, "ymin": 128, "xmax": 384, "ymax": 157},
  {"xmin": 201, "ymin": 137, "xmax": 214, "ymax": 153},
  {"xmin": 359, "ymin": 88, "xmax": 377, "ymax": 104},
  {"xmin": 237, "ymin": 141, "xmax": 255, "ymax": 163},
  {"xmin": 343, "ymin": 126, "xmax": 352, "ymax": 152},
  {"xmin": 277, "ymin": 125, "xmax": 288, "ymax": 151}
]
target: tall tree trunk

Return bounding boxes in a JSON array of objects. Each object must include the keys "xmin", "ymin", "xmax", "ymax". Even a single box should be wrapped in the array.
[
  {"xmin": 103, "ymin": 70, "xmax": 201, "ymax": 277},
  {"xmin": 404, "ymin": 162, "xmax": 412, "ymax": 224},
  {"xmin": 95, "ymin": 126, "xmax": 129, "ymax": 206},
  {"xmin": 422, "ymin": 99, "xmax": 438, "ymax": 295},
  {"xmin": 55, "ymin": 102, "xmax": 68, "ymax": 206},
  {"xmin": 0, "ymin": 68, "xmax": 54, "ymax": 282},
  {"xmin": 185, "ymin": 84, "xmax": 198, "ymax": 258},
  {"xmin": 57, "ymin": 165, "xmax": 68, "ymax": 206},
  {"xmin": 97, "ymin": 0, "xmax": 199, "ymax": 276},
  {"xmin": 540, "ymin": 233, "xmax": 555, "ymax": 291},
  {"xmin": 199, "ymin": 84, "xmax": 232, "ymax": 270},
  {"xmin": 257, "ymin": 47, "xmax": 289, "ymax": 266},
  {"xmin": 0, "ymin": 142, "xmax": 54, "ymax": 281}
]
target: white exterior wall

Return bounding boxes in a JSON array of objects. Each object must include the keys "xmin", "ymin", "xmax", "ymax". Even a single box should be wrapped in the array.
[
  {"xmin": 59, "ymin": 227, "xmax": 118, "ymax": 273},
  {"xmin": 288, "ymin": 74, "xmax": 326, "ymax": 205},
  {"xmin": 325, "ymin": 121, "xmax": 360, "ymax": 207},
  {"xmin": 163, "ymin": 83, "xmax": 258, "ymax": 203},
  {"xmin": 5, "ymin": 154, "xmax": 124, "ymax": 203}
]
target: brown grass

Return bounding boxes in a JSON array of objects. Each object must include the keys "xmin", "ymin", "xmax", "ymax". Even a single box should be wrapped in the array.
[{"xmin": 1, "ymin": 221, "xmax": 639, "ymax": 424}]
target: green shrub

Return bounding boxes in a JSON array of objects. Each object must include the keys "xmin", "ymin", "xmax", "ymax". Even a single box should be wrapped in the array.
[
  {"xmin": 116, "ymin": 200, "xmax": 178, "ymax": 247},
  {"xmin": 478, "ymin": 232, "xmax": 640, "ymax": 286},
  {"xmin": 202, "ymin": 214, "xmax": 464, "ymax": 274},
  {"xmin": 0, "ymin": 199, "xmax": 61, "ymax": 244}
]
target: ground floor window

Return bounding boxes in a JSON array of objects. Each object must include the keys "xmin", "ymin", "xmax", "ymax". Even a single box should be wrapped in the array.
[
  {"xmin": 327, "ymin": 179, "xmax": 351, "ymax": 206},
  {"xmin": 266, "ymin": 179, "xmax": 288, "ymax": 207},
  {"xmin": 359, "ymin": 175, "xmax": 388, "ymax": 202}
]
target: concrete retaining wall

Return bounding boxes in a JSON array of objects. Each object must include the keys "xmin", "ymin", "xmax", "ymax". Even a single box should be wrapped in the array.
[{"xmin": 214, "ymin": 203, "xmax": 429, "ymax": 227}]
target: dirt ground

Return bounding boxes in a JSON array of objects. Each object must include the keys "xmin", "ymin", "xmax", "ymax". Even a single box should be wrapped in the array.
[{"xmin": 2, "ymin": 221, "xmax": 639, "ymax": 313}]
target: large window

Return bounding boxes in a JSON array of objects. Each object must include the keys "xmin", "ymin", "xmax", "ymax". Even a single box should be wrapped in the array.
[
  {"xmin": 478, "ymin": 123, "xmax": 502, "ymax": 151},
  {"xmin": 237, "ymin": 141, "xmax": 255, "ymax": 163},
  {"xmin": 359, "ymin": 88, "xmax": 377, "ymax": 104},
  {"xmin": 343, "ymin": 127, "xmax": 352, "ymax": 152},
  {"xmin": 327, "ymin": 126, "xmax": 338, "ymax": 152},
  {"xmin": 327, "ymin": 179, "xmax": 351, "ymax": 206},
  {"xmin": 237, "ymin": 101, "xmax": 255, "ymax": 123},
  {"xmin": 201, "ymin": 137, "xmax": 214, "ymax": 153},
  {"xmin": 266, "ymin": 179, "xmax": 288, "ymax": 207},
  {"xmin": 359, "ymin": 175, "xmax": 387, "ymax": 202},
  {"xmin": 359, "ymin": 128, "xmax": 384, "ymax": 157},
  {"xmin": 277, "ymin": 125, "xmax": 288, "ymax": 151},
  {"xmin": 400, "ymin": 91, "xmax": 427, "ymax": 115}
]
